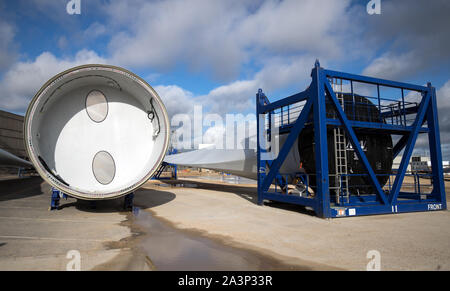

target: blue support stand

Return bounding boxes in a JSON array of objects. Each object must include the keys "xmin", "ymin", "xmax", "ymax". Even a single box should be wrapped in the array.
[
  {"xmin": 256, "ymin": 60, "xmax": 447, "ymax": 218},
  {"xmin": 50, "ymin": 187, "xmax": 68, "ymax": 210},
  {"xmin": 50, "ymin": 189, "xmax": 134, "ymax": 211},
  {"xmin": 152, "ymin": 148, "xmax": 178, "ymax": 180},
  {"xmin": 123, "ymin": 192, "xmax": 134, "ymax": 211}
]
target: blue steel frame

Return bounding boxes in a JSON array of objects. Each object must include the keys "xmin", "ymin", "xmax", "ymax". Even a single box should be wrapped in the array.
[
  {"xmin": 256, "ymin": 61, "xmax": 447, "ymax": 218},
  {"xmin": 152, "ymin": 148, "xmax": 178, "ymax": 180}
]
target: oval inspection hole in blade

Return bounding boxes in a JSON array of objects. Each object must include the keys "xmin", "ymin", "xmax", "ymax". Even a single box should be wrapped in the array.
[
  {"xmin": 86, "ymin": 90, "xmax": 108, "ymax": 122},
  {"xmin": 92, "ymin": 151, "xmax": 116, "ymax": 185}
]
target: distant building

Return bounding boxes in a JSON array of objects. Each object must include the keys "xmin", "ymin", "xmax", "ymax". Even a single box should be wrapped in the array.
[
  {"xmin": 0, "ymin": 110, "xmax": 27, "ymax": 159},
  {"xmin": 393, "ymin": 155, "xmax": 449, "ymax": 173},
  {"xmin": 410, "ymin": 156, "xmax": 430, "ymax": 172},
  {"xmin": 392, "ymin": 156, "xmax": 411, "ymax": 172}
]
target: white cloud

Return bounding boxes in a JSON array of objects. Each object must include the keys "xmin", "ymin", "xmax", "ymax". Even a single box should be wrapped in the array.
[
  {"xmin": 83, "ymin": 22, "xmax": 106, "ymax": 39},
  {"xmin": 406, "ymin": 80, "xmax": 450, "ymax": 159},
  {"xmin": 153, "ymin": 56, "xmax": 317, "ymax": 122},
  {"xmin": 202, "ymin": 79, "xmax": 257, "ymax": 114},
  {"xmin": 101, "ymin": 0, "xmax": 351, "ymax": 115},
  {"xmin": 57, "ymin": 36, "xmax": 68, "ymax": 50},
  {"xmin": 107, "ymin": 0, "xmax": 247, "ymax": 80},
  {"xmin": 198, "ymin": 56, "xmax": 315, "ymax": 115},
  {"xmin": 237, "ymin": 0, "xmax": 350, "ymax": 56},
  {"xmin": 0, "ymin": 50, "xmax": 105, "ymax": 112},
  {"xmin": 0, "ymin": 20, "xmax": 16, "ymax": 70},
  {"xmin": 361, "ymin": 0, "xmax": 450, "ymax": 81},
  {"xmin": 190, "ymin": 114, "xmax": 257, "ymax": 150},
  {"xmin": 105, "ymin": 0, "xmax": 353, "ymax": 81},
  {"xmin": 362, "ymin": 52, "xmax": 418, "ymax": 79},
  {"xmin": 202, "ymin": 124, "xmax": 226, "ymax": 149},
  {"xmin": 153, "ymin": 84, "xmax": 196, "ymax": 118},
  {"xmin": 437, "ymin": 80, "xmax": 450, "ymax": 145}
]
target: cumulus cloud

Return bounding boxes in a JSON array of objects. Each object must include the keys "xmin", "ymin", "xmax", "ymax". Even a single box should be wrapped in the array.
[
  {"xmin": 201, "ymin": 125, "xmax": 226, "ymax": 148},
  {"xmin": 403, "ymin": 80, "xmax": 450, "ymax": 160},
  {"xmin": 436, "ymin": 80, "xmax": 450, "ymax": 147},
  {"xmin": 83, "ymin": 22, "xmax": 106, "ymax": 39},
  {"xmin": 362, "ymin": 52, "xmax": 418, "ymax": 80},
  {"xmin": 0, "ymin": 50, "xmax": 105, "ymax": 112},
  {"xmin": 237, "ymin": 0, "xmax": 351, "ymax": 56},
  {"xmin": 105, "ymin": 0, "xmax": 353, "ymax": 81},
  {"xmin": 153, "ymin": 55, "xmax": 317, "ymax": 123},
  {"xmin": 106, "ymin": 0, "xmax": 247, "ymax": 80},
  {"xmin": 57, "ymin": 36, "xmax": 68, "ymax": 50},
  {"xmin": 0, "ymin": 0, "xmax": 448, "ymax": 156},
  {"xmin": 154, "ymin": 82, "xmax": 261, "ymax": 150},
  {"xmin": 0, "ymin": 20, "xmax": 16, "ymax": 70},
  {"xmin": 153, "ymin": 84, "xmax": 196, "ymax": 118},
  {"xmin": 357, "ymin": 1, "xmax": 450, "ymax": 158},
  {"xmin": 362, "ymin": 0, "xmax": 450, "ymax": 80},
  {"xmin": 197, "ymin": 56, "xmax": 316, "ymax": 115},
  {"xmin": 100, "ymin": 0, "xmax": 352, "ymax": 116}
]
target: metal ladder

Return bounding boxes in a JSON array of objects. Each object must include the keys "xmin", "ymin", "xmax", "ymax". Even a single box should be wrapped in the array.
[{"xmin": 331, "ymin": 78, "xmax": 349, "ymax": 204}]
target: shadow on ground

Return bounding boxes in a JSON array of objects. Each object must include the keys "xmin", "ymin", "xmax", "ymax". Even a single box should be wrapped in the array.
[
  {"xmin": 157, "ymin": 178, "xmax": 316, "ymax": 216},
  {"xmin": 134, "ymin": 188, "xmax": 176, "ymax": 209},
  {"xmin": 0, "ymin": 177, "xmax": 45, "ymax": 202},
  {"xmin": 57, "ymin": 188, "xmax": 177, "ymax": 214}
]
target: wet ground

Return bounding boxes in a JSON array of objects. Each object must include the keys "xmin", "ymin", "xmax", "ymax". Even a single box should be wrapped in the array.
[
  {"xmin": 140, "ymin": 177, "xmax": 450, "ymax": 271},
  {"xmin": 0, "ymin": 176, "xmax": 131, "ymax": 270},
  {"xmin": 1, "ymin": 175, "xmax": 449, "ymax": 270},
  {"xmin": 0, "ymin": 176, "xmax": 306, "ymax": 270},
  {"xmin": 130, "ymin": 207, "xmax": 306, "ymax": 270}
]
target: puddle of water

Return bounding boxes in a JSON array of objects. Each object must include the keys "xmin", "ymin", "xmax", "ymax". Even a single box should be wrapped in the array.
[{"xmin": 131, "ymin": 207, "xmax": 306, "ymax": 271}]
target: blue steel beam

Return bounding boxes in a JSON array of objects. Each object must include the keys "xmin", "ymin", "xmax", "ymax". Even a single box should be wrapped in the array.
[
  {"xmin": 393, "ymin": 135, "xmax": 409, "ymax": 158},
  {"xmin": 324, "ymin": 80, "xmax": 389, "ymax": 205},
  {"xmin": 380, "ymin": 106, "xmax": 419, "ymax": 118},
  {"xmin": 313, "ymin": 63, "xmax": 331, "ymax": 217},
  {"xmin": 388, "ymin": 89, "xmax": 431, "ymax": 204},
  {"xmin": 331, "ymin": 202, "xmax": 445, "ymax": 217},
  {"xmin": 325, "ymin": 119, "xmax": 429, "ymax": 134},
  {"xmin": 324, "ymin": 69, "xmax": 427, "ymax": 92},
  {"xmin": 260, "ymin": 89, "xmax": 310, "ymax": 114},
  {"xmin": 392, "ymin": 110, "xmax": 429, "ymax": 158},
  {"xmin": 426, "ymin": 84, "xmax": 447, "ymax": 205},
  {"xmin": 278, "ymin": 120, "xmax": 429, "ymax": 135},
  {"xmin": 262, "ymin": 192, "xmax": 316, "ymax": 208},
  {"xmin": 261, "ymin": 98, "xmax": 313, "ymax": 192},
  {"xmin": 256, "ymin": 89, "xmax": 267, "ymax": 205}
]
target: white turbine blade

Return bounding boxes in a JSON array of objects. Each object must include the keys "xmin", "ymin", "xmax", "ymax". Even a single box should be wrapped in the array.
[
  {"xmin": 165, "ymin": 135, "xmax": 302, "ymax": 181},
  {"xmin": 0, "ymin": 148, "xmax": 32, "ymax": 168},
  {"xmin": 164, "ymin": 149, "xmax": 258, "ymax": 180}
]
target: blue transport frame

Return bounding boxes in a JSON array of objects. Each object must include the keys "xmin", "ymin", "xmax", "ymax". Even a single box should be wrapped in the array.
[
  {"xmin": 256, "ymin": 61, "xmax": 447, "ymax": 218},
  {"xmin": 152, "ymin": 148, "xmax": 178, "ymax": 180}
]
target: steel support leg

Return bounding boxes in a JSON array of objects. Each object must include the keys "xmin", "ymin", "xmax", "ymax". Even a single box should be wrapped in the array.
[
  {"xmin": 50, "ymin": 187, "xmax": 67, "ymax": 210},
  {"xmin": 124, "ymin": 192, "xmax": 134, "ymax": 210}
]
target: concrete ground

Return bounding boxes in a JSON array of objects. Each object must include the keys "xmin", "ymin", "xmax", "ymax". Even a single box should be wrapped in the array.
[
  {"xmin": 0, "ymin": 175, "xmax": 449, "ymax": 270},
  {"xmin": 0, "ymin": 177, "xmax": 136, "ymax": 271},
  {"xmin": 137, "ymin": 178, "xmax": 450, "ymax": 271}
]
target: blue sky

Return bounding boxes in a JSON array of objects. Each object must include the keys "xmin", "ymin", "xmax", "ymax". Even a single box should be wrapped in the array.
[{"xmin": 0, "ymin": 0, "xmax": 450, "ymax": 156}]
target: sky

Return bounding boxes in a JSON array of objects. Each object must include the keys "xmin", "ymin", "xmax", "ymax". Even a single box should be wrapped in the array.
[{"xmin": 0, "ymin": 0, "xmax": 449, "ymax": 158}]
